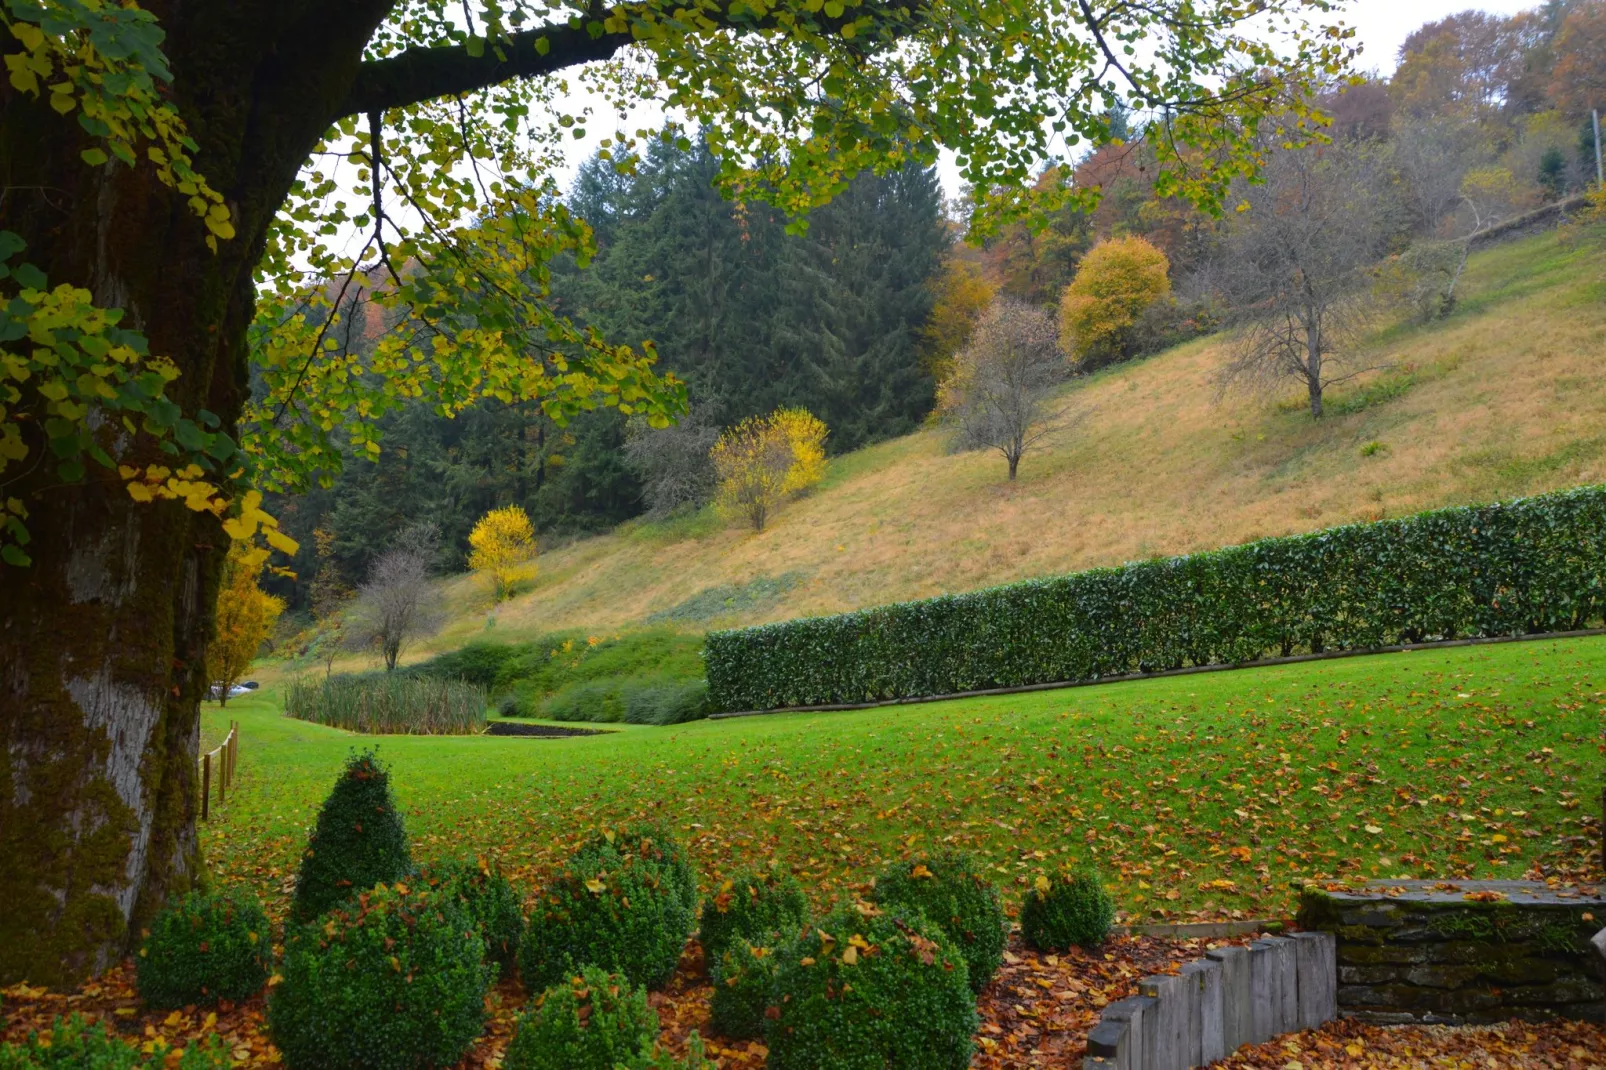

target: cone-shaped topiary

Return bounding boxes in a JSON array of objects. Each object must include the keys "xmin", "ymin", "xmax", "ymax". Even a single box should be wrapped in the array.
[
  {"xmin": 419, "ymin": 856, "xmax": 524, "ymax": 979},
  {"xmin": 873, "ymin": 850, "xmax": 1006, "ymax": 992},
  {"xmin": 520, "ymin": 841, "xmax": 694, "ymax": 992},
  {"xmin": 765, "ymin": 903, "xmax": 977, "ymax": 1070},
  {"xmin": 576, "ymin": 821, "xmax": 697, "ymax": 915},
  {"xmin": 268, "ymin": 881, "xmax": 490, "ymax": 1070},
  {"xmin": 709, "ymin": 933, "xmax": 781, "ymax": 1040},
  {"xmin": 135, "ymin": 888, "xmax": 272, "ymax": 1008},
  {"xmin": 1020, "ymin": 870, "xmax": 1115, "ymax": 951},
  {"xmin": 502, "ymin": 966, "xmax": 657, "ymax": 1070},
  {"xmin": 697, "ymin": 866, "xmax": 808, "ymax": 962},
  {"xmin": 291, "ymin": 750, "xmax": 412, "ymax": 922}
]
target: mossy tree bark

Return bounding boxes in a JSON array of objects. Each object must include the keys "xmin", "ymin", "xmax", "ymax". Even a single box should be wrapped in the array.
[{"xmin": 0, "ymin": 0, "xmax": 641, "ymax": 986}]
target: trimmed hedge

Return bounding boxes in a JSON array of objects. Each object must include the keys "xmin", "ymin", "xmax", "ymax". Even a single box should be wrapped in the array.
[
  {"xmin": 1021, "ymin": 871, "xmax": 1115, "ymax": 951},
  {"xmin": 873, "ymin": 851, "xmax": 1006, "ymax": 993},
  {"xmin": 697, "ymin": 866, "xmax": 808, "ymax": 962},
  {"xmin": 503, "ymin": 967, "xmax": 658, "ymax": 1070},
  {"xmin": 0, "ymin": 1014, "xmax": 229, "ymax": 1069},
  {"xmin": 291, "ymin": 750, "xmax": 412, "ymax": 922},
  {"xmin": 765, "ymin": 904, "xmax": 977, "ymax": 1070},
  {"xmin": 706, "ymin": 486, "xmax": 1606, "ymax": 711},
  {"xmin": 269, "ymin": 882, "xmax": 489, "ymax": 1070},
  {"xmin": 135, "ymin": 888, "xmax": 272, "ymax": 1008}
]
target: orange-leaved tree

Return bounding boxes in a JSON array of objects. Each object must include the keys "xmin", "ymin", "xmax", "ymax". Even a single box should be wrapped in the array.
[
  {"xmin": 1058, "ymin": 236, "xmax": 1171, "ymax": 371},
  {"xmin": 711, "ymin": 408, "xmax": 828, "ymax": 531},
  {"xmin": 467, "ymin": 505, "xmax": 538, "ymax": 601},
  {"xmin": 209, "ymin": 546, "xmax": 285, "ymax": 705}
]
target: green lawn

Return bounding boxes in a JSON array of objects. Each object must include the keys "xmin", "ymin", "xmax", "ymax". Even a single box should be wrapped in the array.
[{"xmin": 203, "ymin": 636, "xmax": 1606, "ymax": 926}]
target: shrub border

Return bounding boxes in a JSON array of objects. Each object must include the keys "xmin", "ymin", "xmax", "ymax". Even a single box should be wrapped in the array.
[
  {"xmin": 708, "ymin": 628, "xmax": 1606, "ymax": 719},
  {"xmin": 706, "ymin": 485, "xmax": 1606, "ymax": 715}
]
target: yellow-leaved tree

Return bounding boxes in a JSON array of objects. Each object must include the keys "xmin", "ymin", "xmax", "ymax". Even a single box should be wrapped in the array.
[
  {"xmin": 711, "ymin": 408, "xmax": 828, "ymax": 531},
  {"xmin": 209, "ymin": 545, "xmax": 286, "ymax": 706},
  {"xmin": 467, "ymin": 505, "xmax": 539, "ymax": 601},
  {"xmin": 1058, "ymin": 236, "xmax": 1171, "ymax": 371}
]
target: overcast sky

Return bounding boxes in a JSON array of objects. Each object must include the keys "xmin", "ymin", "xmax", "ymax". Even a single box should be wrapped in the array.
[{"xmin": 544, "ymin": 1, "xmax": 1543, "ymax": 201}]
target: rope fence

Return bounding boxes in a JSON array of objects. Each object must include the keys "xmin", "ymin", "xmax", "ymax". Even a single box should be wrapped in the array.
[{"xmin": 199, "ymin": 720, "xmax": 239, "ymax": 821}]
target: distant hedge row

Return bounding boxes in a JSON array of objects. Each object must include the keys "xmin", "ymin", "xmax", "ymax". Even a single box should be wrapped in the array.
[{"xmin": 704, "ymin": 486, "xmax": 1606, "ymax": 713}]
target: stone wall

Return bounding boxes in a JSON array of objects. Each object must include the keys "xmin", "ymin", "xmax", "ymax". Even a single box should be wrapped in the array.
[
  {"xmin": 1298, "ymin": 879, "xmax": 1606, "ymax": 1025},
  {"xmin": 1082, "ymin": 932, "xmax": 1336, "ymax": 1070}
]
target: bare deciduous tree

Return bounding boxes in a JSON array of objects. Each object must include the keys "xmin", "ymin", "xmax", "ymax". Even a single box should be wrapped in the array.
[
  {"xmin": 939, "ymin": 298, "xmax": 1078, "ymax": 480},
  {"xmin": 1215, "ymin": 142, "xmax": 1395, "ymax": 419},
  {"xmin": 351, "ymin": 526, "xmax": 444, "ymax": 671},
  {"xmin": 623, "ymin": 405, "xmax": 720, "ymax": 518}
]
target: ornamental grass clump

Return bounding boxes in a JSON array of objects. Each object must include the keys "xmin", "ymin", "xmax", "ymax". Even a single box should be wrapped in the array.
[
  {"xmin": 697, "ymin": 865, "xmax": 808, "ymax": 962},
  {"xmin": 1021, "ymin": 870, "xmax": 1115, "ymax": 951},
  {"xmin": 284, "ymin": 673, "xmax": 487, "ymax": 735},
  {"xmin": 418, "ymin": 856, "xmax": 524, "ymax": 979},
  {"xmin": 520, "ymin": 837, "xmax": 695, "ymax": 992},
  {"xmin": 709, "ymin": 933, "xmax": 781, "ymax": 1040},
  {"xmin": 268, "ymin": 882, "xmax": 490, "ymax": 1070},
  {"xmin": 765, "ymin": 903, "xmax": 977, "ymax": 1070},
  {"xmin": 135, "ymin": 888, "xmax": 272, "ymax": 1008},
  {"xmin": 502, "ymin": 966, "xmax": 657, "ymax": 1070},
  {"xmin": 291, "ymin": 750, "xmax": 412, "ymax": 922},
  {"xmin": 873, "ymin": 850, "xmax": 1006, "ymax": 992}
]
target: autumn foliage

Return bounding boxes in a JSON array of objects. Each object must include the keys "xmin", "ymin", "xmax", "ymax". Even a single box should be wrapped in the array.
[
  {"xmin": 710, "ymin": 408, "xmax": 828, "ymax": 531},
  {"xmin": 467, "ymin": 504, "xmax": 538, "ymax": 601},
  {"xmin": 209, "ymin": 545, "xmax": 285, "ymax": 704},
  {"xmin": 1058, "ymin": 235, "xmax": 1171, "ymax": 370}
]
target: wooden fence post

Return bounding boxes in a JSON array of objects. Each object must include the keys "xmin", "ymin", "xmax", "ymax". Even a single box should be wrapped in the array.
[{"xmin": 201, "ymin": 752, "xmax": 210, "ymax": 822}]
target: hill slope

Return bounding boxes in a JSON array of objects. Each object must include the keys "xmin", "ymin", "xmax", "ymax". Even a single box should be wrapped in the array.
[{"xmin": 423, "ymin": 230, "xmax": 1606, "ymax": 652}]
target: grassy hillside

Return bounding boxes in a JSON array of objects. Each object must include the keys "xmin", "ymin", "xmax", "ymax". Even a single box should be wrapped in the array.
[{"xmin": 397, "ymin": 230, "xmax": 1606, "ymax": 654}]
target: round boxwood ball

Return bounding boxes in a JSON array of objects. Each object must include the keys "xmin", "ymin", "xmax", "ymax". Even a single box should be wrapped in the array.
[
  {"xmin": 135, "ymin": 887, "xmax": 272, "ymax": 1008},
  {"xmin": 418, "ymin": 856, "xmax": 524, "ymax": 979},
  {"xmin": 765, "ymin": 904, "xmax": 977, "ymax": 1070},
  {"xmin": 698, "ymin": 865, "xmax": 809, "ymax": 962},
  {"xmin": 873, "ymin": 850, "xmax": 1006, "ymax": 992},
  {"xmin": 502, "ymin": 966, "xmax": 658, "ymax": 1070},
  {"xmin": 520, "ymin": 843, "xmax": 694, "ymax": 992},
  {"xmin": 576, "ymin": 822, "xmax": 698, "ymax": 915},
  {"xmin": 1020, "ymin": 870, "xmax": 1115, "ymax": 951},
  {"xmin": 268, "ymin": 881, "xmax": 490, "ymax": 1070},
  {"xmin": 709, "ymin": 932, "xmax": 782, "ymax": 1040}
]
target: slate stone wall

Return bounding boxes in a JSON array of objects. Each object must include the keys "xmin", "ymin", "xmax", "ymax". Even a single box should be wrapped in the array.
[
  {"xmin": 1083, "ymin": 932, "xmax": 1336, "ymax": 1070},
  {"xmin": 1298, "ymin": 880, "xmax": 1606, "ymax": 1025}
]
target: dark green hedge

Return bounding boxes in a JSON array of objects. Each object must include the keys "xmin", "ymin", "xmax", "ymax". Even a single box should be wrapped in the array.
[{"xmin": 706, "ymin": 486, "xmax": 1606, "ymax": 712}]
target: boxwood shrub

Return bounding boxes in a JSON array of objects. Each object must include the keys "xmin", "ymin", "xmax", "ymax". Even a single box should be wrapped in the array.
[
  {"xmin": 705, "ymin": 485, "xmax": 1606, "ymax": 711},
  {"xmin": 698, "ymin": 866, "xmax": 809, "ymax": 962},
  {"xmin": 709, "ymin": 933, "xmax": 781, "ymax": 1040},
  {"xmin": 576, "ymin": 822, "xmax": 698, "ymax": 916},
  {"xmin": 269, "ymin": 882, "xmax": 489, "ymax": 1070},
  {"xmin": 0, "ymin": 1014, "xmax": 229, "ymax": 1069},
  {"xmin": 135, "ymin": 888, "xmax": 272, "ymax": 1008},
  {"xmin": 502, "ymin": 966, "xmax": 657, "ymax": 1070},
  {"xmin": 291, "ymin": 750, "xmax": 412, "ymax": 922},
  {"xmin": 418, "ymin": 856, "xmax": 524, "ymax": 978},
  {"xmin": 873, "ymin": 851, "xmax": 1006, "ymax": 992},
  {"xmin": 1021, "ymin": 870, "xmax": 1115, "ymax": 951},
  {"xmin": 520, "ymin": 839, "xmax": 695, "ymax": 992},
  {"xmin": 765, "ymin": 904, "xmax": 977, "ymax": 1070}
]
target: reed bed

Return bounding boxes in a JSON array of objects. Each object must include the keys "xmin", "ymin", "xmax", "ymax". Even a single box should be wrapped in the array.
[{"xmin": 285, "ymin": 674, "xmax": 487, "ymax": 735}]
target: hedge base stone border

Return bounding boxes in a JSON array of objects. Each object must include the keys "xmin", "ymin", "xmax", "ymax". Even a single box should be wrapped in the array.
[{"xmin": 1083, "ymin": 932, "xmax": 1336, "ymax": 1070}]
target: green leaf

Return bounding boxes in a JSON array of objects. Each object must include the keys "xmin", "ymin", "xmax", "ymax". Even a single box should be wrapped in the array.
[
  {"xmin": 1, "ymin": 544, "xmax": 31, "ymax": 567},
  {"xmin": 81, "ymin": 147, "xmax": 110, "ymax": 167}
]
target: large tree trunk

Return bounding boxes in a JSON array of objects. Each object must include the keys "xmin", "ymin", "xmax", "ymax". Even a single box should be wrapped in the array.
[{"xmin": 0, "ymin": 0, "xmax": 391, "ymax": 986}]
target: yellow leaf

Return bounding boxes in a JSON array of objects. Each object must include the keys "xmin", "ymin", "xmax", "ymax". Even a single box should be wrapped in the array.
[
  {"xmin": 841, "ymin": 945, "xmax": 858, "ymax": 965},
  {"xmin": 585, "ymin": 878, "xmax": 605, "ymax": 894}
]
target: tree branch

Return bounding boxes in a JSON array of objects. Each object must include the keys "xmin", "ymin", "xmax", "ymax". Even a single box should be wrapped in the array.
[{"xmin": 340, "ymin": 22, "xmax": 631, "ymax": 118}]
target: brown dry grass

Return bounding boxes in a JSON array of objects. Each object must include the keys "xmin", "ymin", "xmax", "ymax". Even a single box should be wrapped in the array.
[{"xmin": 418, "ymin": 229, "xmax": 1606, "ymax": 652}]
